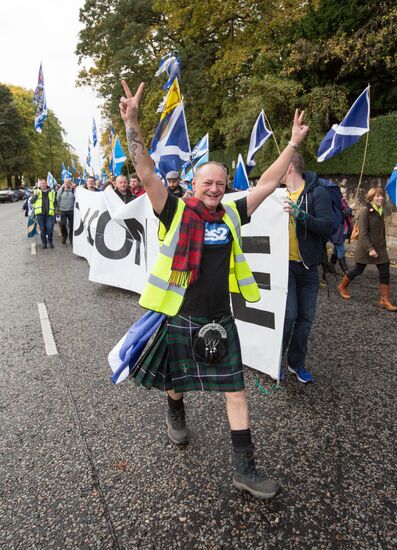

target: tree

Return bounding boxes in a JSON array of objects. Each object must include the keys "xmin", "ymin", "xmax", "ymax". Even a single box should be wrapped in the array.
[{"xmin": 0, "ymin": 84, "xmax": 28, "ymax": 187}]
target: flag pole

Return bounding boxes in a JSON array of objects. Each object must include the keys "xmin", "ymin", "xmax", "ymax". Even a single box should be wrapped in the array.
[
  {"xmin": 263, "ymin": 112, "xmax": 281, "ymax": 155},
  {"xmin": 354, "ymin": 85, "xmax": 371, "ymax": 201},
  {"xmin": 46, "ymin": 109, "xmax": 54, "ymax": 174}
]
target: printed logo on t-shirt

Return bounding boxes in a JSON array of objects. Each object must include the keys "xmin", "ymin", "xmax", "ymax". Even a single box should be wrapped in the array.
[{"xmin": 204, "ymin": 222, "xmax": 231, "ymax": 245}]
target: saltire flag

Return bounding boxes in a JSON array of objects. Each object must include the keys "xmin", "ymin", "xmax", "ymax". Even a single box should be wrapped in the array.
[
  {"xmin": 181, "ymin": 134, "xmax": 209, "ymax": 179},
  {"xmin": 102, "ymin": 169, "xmax": 107, "ymax": 184},
  {"xmin": 27, "ymin": 213, "xmax": 37, "ymax": 238},
  {"xmin": 71, "ymin": 158, "xmax": 77, "ymax": 173},
  {"xmin": 82, "ymin": 168, "xmax": 87, "ymax": 183},
  {"xmin": 151, "ymin": 78, "xmax": 191, "ymax": 178},
  {"xmin": 113, "ymin": 135, "xmax": 126, "ymax": 176},
  {"xmin": 108, "ymin": 311, "xmax": 165, "ymax": 384},
  {"xmin": 233, "ymin": 154, "xmax": 250, "ymax": 191},
  {"xmin": 61, "ymin": 162, "xmax": 69, "ymax": 182},
  {"xmin": 182, "ymin": 151, "xmax": 209, "ymax": 186},
  {"xmin": 155, "ymin": 51, "xmax": 182, "ymax": 91},
  {"xmin": 87, "ymin": 140, "xmax": 91, "ymax": 167},
  {"xmin": 92, "ymin": 118, "xmax": 98, "ymax": 147},
  {"xmin": 246, "ymin": 111, "xmax": 272, "ymax": 172},
  {"xmin": 33, "ymin": 62, "xmax": 45, "ymax": 105},
  {"xmin": 67, "ymin": 166, "xmax": 72, "ymax": 179},
  {"xmin": 317, "ymin": 86, "xmax": 370, "ymax": 162},
  {"xmin": 34, "ymin": 91, "xmax": 47, "ymax": 133},
  {"xmin": 386, "ymin": 164, "xmax": 397, "ymax": 206},
  {"xmin": 47, "ymin": 171, "xmax": 57, "ymax": 188}
]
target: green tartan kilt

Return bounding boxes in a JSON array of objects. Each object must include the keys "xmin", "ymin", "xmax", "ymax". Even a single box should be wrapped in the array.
[{"xmin": 131, "ymin": 314, "xmax": 245, "ymax": 393}]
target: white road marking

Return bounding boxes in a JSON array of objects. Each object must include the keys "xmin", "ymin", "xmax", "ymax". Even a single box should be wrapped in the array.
[
  {"xmin": 37, "ymin": 303, "xmax": 58, "ymax": 356},
  {"xmin": 31, "ymin": 243, "xmax": 36, "ymax": 255}
]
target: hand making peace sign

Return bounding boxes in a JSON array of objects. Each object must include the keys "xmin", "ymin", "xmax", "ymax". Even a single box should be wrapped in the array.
[{"xmin": 119, "ymin": 80, "xmax": 145, "ymax": 125}]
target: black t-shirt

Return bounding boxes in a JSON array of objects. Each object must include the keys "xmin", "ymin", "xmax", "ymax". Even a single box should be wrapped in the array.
[{"xmin": 156, "ymin": 194, "xmax": 250, "ymax": 317}]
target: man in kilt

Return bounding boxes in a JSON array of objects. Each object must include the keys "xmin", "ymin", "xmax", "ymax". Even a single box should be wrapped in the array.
[{"xmin": 119, "ymin": 80, "xmax": 309, "ymax": 499}]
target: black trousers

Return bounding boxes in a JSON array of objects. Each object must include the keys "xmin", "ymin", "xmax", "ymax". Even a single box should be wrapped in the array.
[
  {"xmin": 347, "ymin": 262, "xmax": 390, "ymax": 285},
  {"xmin": 60, "ymin": 210, "xmax": 74, "ymax": 242}
]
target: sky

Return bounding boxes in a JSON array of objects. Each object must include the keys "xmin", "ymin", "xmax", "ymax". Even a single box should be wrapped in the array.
[{"xmin": 0, "ymin": 0, "xmax": 103, "ymax": 168}]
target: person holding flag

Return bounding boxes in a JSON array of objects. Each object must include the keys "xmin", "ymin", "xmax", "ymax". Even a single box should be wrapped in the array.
[
  {"xmin": 118, "ymin": 80, "xmax": 309, "ymax": 499},
  {"xmin": 32, "ymin": 178, "xmax": 56, "ymax": 249}
]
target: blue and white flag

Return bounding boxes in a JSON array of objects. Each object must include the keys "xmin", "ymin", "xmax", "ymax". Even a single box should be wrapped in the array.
[
  {"xmin": 155, "ymin": 51, "xmax": 182, "ymax": 90},
  {"xmin": 47, "ymin": 171, "xmax": 57, "ymax": 188},
  {"xmin": 317, "ymin": 87, "xmax": 370, "ymax": 162},
  {"xmin": 101, "ymin": 169, "xmax": 107, "ymax": 184},
  {"xmin": 34, "ymin": 91, "xmax": 47, "ymax": 133},
  {"xmin": 61, "ymin": 162, "xmax": 69, "ymax": 182},
  {"xmin": 386, "ymin": 164, "xmax": 397, "ymax": 207},
  {"xmin": 108, "ymin": 311, "xmax": 165, "ymax": 384},
  {"xmin": 233, "ymin": 154, "xmax": 250, "ymax": 191},
  {"xmin": 181, "ymin": 134, "xmax": 209, "ymax": 180},
  {"xmin": 92, "ymin": 118, "xmax": 98, "ymax": 147},
  {"xmin": 246, "ymin": 111, "xmax": 272, "ymax": 170},
  {"xmin": 71, "ymin": 158, "xmax": 77, "ymax": 173},
  {"xmin": 87, "ymin": 140, "xmax": 91, "ymax": 167},
  {"xmin": 33, "ymin": 62, "xmax": 45, "ymax": 106},
  {"xmin": 113, "ymin": 135, "xmax": 126, "ymax": 176}
]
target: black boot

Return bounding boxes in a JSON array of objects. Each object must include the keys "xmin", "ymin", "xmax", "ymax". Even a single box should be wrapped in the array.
[
  {"xmin": 339, "ymin": 256, "xmax": 348, "ymax": 274},
  {"xmin": 328, "ymin": 254, "xmax": 337, "ymax": 274},
  {"xmin": 166, "ymin": 401, "xmax": 189, "ymax": 445},
  {"xmin": 233, "ymin": 446, "xmax": 281, "ymax": 499}
]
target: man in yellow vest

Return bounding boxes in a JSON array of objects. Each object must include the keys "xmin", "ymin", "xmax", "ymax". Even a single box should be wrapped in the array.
[
  {"xmin": 119, "ymin": 80, "xmax": 309, "ymax": 500},
  {"xmin": 32, "ymin": 178, "xmax": 56, "ymax": 249}
]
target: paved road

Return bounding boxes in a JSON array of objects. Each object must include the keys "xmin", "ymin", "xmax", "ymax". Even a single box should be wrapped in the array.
[{"xmin": 0, "ymin": 201, "xmax": 396, "ymax": 549}]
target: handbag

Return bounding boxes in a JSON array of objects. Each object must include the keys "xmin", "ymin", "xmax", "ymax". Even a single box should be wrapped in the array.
[
  {"xmin": 350, "ymin": 220, "xmax": 359, "ymax": 241},
  {"xmin": 194, "ymin": 322, "xmax": 228, "ymax": 363}
]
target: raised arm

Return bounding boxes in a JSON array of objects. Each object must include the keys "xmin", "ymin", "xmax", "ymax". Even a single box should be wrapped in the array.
[
  {"xmin": 119, "ymin": 80, "xmax": 168, "ymax": 214},
  {"xmin": 246, "ymin": 110, "xmax": 309, "ymax": 217}
]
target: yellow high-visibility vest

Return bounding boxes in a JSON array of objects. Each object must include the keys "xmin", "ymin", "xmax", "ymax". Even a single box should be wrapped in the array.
[
  {"xmin": 33, "ymin": 189, "xmax": 56, "ymax": 216},
  {"xmin": 139, "ymin": 200, "xmax": 260, "ymax": 316}
]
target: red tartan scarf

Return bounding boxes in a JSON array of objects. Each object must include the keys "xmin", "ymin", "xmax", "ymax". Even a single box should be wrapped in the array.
[{"xmin": 169, "ymin": 198, "xmax": 226, "ymax": 287}]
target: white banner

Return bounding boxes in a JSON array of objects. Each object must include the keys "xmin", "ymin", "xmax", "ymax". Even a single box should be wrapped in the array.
[{"xmin": 73, "ymin": 187, "xmax": 289, "ymax": 379}]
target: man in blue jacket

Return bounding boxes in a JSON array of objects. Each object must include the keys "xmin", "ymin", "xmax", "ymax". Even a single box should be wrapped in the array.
[{"xmin": 282, "ymin": 153, "xmax": 333, "ymax": 383}]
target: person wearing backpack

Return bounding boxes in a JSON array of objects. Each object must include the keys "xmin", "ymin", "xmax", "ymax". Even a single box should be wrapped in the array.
[
  {"xmin": 57, "ymin": 178, "xmax": 75, "ymax": 244},
  {"xmin": 282, "ymin": 153, "xmax": 334, "ymax": 383},
  {"xmin": 337, "ymin": 187, "xmax": 397, "ymax": 311}
]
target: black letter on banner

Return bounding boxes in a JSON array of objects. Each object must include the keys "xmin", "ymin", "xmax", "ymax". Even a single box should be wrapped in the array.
[
  {"xmin": 74, "ymin": 202, "xmax": 89, "ymax": 237},
  {"xmin": 87, "ymin": 210, "xmax": 99, "ymax": 246},
  {"xmin": 123, "ymin": 218, "xmax": 146, "ymax": 265},
  {"xmin": 231, "ymin": 236, "xmax": 275, "ymax": 330},
  {"xmin": 95, "ymin": 211, "xmax": 132, "ymax": 260}
]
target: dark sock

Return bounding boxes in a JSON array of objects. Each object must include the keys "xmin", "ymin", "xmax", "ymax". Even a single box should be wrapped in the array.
[
  {"xmin": 167, "ymin": 395, "xmax": 184, "ymax": 411},
  {"xmin": 231, "ymin": 428, "xmax": 253, "ymax": 452}
]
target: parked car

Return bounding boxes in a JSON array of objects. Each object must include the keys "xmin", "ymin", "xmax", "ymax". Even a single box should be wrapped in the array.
[{"xmin": 0, "ymin": 189, "xmax": 17, "ymax": 203}]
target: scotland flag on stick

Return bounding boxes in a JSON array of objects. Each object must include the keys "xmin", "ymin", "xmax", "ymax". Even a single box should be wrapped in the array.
[
  {"xmin": 151, "ymin": 78, "xmax": 191, "ymax": 178},
  {"xmin": 181, "ymin": 134, "xmax": 209, "ymax": 179},
  {"xmin": 47, "ymin": 171, "xmax": 57, "ymax": 188},
  {"xmin": 33, "ymin": 62, "xmax": 45, "ymax": 106},
  {"xmin": 233, "ymin": 154, "xmax": 250, "ymax": 191},
  {"xmin": 386, "ymin": 164, "xmax": 397, "ymax": 207},
  {"xmin": 113, "ymin": 136, "xmax": 126, "ymax": 176},
  {"xmin": 246, "ymin": 111, "xmax": 272, "ymax": 171},
  {"xmin": 317, "ymin": 87, "xmax": 370, "ymax": 162},
  {"xmin": 34, "ymin": 91, "xmax": 47, "ymax": 133},
  {"xmin": 92, "ymin": 118, "xmax": 98, "ymax": 147},
  {"xmin": 155, "ymin": 51, "xmax": 182, "ymax": 91}
]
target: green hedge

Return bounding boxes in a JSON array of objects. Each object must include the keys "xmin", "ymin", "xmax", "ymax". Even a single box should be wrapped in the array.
[{"xmin": 212, "ymin": 112, "xmax": 397, "ymax": 178}]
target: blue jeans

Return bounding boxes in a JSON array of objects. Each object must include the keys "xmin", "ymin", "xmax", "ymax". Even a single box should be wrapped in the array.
[
  {"xmin": 333, "ymin": 243, "xmax": 345, "ymax": 259},
  {"xmin": 282, "ymin": 262, "xmax": 320, "ymax": 370},
  {"xmin": 36, "ymin": 214, "xmax": 55, "ymax": 245}
]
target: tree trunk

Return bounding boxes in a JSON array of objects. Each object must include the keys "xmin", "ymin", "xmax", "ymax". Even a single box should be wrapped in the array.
[{"xmin": 7, "ymin": 174, "xmax": 12, "ymax": 188}]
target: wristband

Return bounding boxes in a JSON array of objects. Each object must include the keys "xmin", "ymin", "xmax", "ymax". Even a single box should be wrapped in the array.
[{"xmin": 288, "ymin": 141, "xmax": 298, "ymax": 150}]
